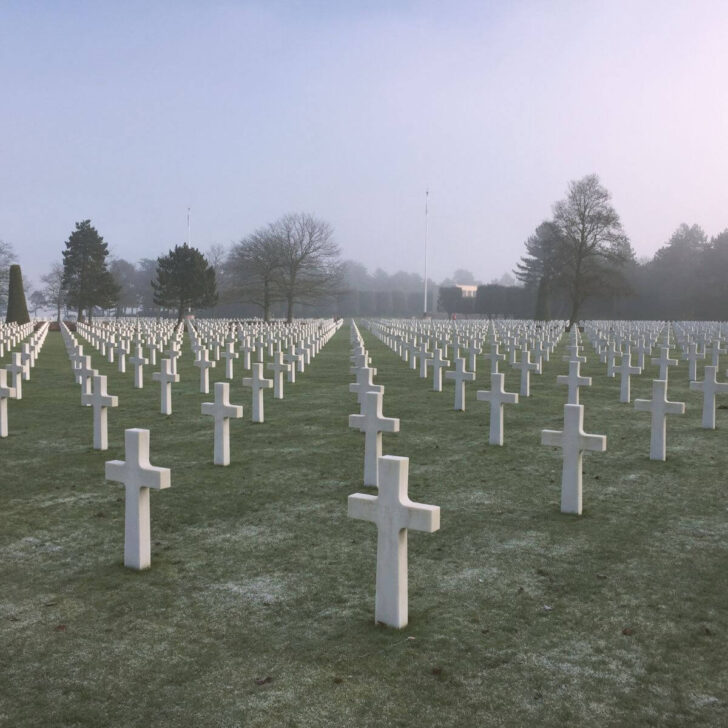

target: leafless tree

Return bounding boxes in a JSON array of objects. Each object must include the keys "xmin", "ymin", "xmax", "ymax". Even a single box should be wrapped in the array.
[
  {"xmin": 272, "ymin": 213, "xmax": 343, "ymax": 322},
  {"xmin": 228, "ymin": 229, "xmax": 283, "ymax": 321},
  {"xmin": 551, "ymin": 175, "xmax": 633, "ymax": 328},
  {"xmin": 41, "ymin": 262, "xmax": 66, "ymax": 322}
]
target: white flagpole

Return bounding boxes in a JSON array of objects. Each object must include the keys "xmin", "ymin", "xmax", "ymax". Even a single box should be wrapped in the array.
[{"xmin": 423, "ymin": 189, "xmax": 429, "ymax": 316}]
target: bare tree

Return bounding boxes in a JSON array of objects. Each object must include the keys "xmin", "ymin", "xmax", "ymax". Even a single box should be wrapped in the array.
[
  {"xmin": 551, "ymin": 175, "xmax": 633, "ymax": 328},
  {"xmin": 228, "ymin": 229, "xmax": 283, "ymax": 321},
  {"xmin": 272, "ymin": 213, "xmax": 342, "ymax": 322},
  {"xmin": 41, "ymin": 262, "xmax": 66, "ymax": 322}
]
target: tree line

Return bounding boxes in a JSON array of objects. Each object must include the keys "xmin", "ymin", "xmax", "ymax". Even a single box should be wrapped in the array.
[
  {"xmin": 5, "ymin": 178, "xmax": 728, "ymax": 322},
  {"xmin": 441, "ymin": 175, "xmax": 728, "ymax": 323},
  {"xmin": 11, "ymin": 212, "xmax": 343, "ymax": 323}
]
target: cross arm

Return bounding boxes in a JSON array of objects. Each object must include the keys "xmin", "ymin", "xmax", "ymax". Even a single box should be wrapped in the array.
[
  {"xmin": 105, "ymin": 460, "xmax": 127, "ymax": 483},
  {"xmin": 580, "ymin": 433, "xmax": 606, "ymax": 452},
  {"xmin": 144, "ymin": 466, "xmax": 171, "ymax": 490},
  {"xmin": 541, "ymin": 429, "xmax": 563, "ymax": 448},
  {"xmin": 348, "ymin": 493, "xmax": 378, "ymax": 523},
  {"xmin": 405, "ymin": 501, "xmax": 440, "ymax": 533},
  {"xmin": 348, "ymin": 413, "xmax": 365, "ymax": 431}
]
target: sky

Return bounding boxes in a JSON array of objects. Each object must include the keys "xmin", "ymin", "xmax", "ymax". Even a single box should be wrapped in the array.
[{"xmin": 2, "ymin": 0, "xmax": 728, "ymax": 288}]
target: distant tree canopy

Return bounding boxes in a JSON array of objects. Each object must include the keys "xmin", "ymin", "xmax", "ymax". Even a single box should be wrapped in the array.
[
  {"xmin": 516, "ymin": 175, "xmax": 634, "ymax": 326},
  {"xmin": 228, "ymin": 213, "xmax": 343, "ymax": 322},
  {"xmin": 62, "ymin": 220, "xmax": 120, "ymax": 321},
  {"xmin": 152, "ymin": 243, "xmax": 218, "ymax": 322}
]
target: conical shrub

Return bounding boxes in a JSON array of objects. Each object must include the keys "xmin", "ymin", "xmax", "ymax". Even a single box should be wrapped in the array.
[{"xmin": 5, "ymin": 264, "xmax": 30, "ymax": 324}]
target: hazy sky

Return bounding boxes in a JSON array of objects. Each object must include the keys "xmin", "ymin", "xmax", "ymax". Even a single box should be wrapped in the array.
[{"xmin": 2, "ymin": 0, "xmax": 727, "ymax": 287}]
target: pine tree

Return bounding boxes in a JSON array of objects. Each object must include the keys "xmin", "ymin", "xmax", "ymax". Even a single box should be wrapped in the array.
[
  {"xmin": 152, "ymin": 244, "xmax": 218, "ymax": 322},
  {"xmin": 5, "ymin": 264, "xmax": 30, "ymax": 324},
  {"xmin": 62, "ymin": 220, "xmax": 120, "ymax": 321}
]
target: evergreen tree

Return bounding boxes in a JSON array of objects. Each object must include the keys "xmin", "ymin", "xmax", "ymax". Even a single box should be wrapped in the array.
[
  {"xmin": 514, "ymin": 221, "xmax": 563, "ymax": 320},
  {"xmin": 5, "ymin": 264, "xmax": 30, "ymax": 324},
  {"xmin": 0, "ymin": 240, "xmax": 16, "ymax": 315},
  {"xmin": 62, "ymin": 220, "xmax": 120, "ymax": 321},
  {"xmin": 152, "ymin": 244, "xmax": 218, "ymax": 322}
]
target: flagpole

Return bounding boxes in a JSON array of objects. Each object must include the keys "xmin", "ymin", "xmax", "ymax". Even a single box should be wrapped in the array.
[
  {"xmin": 187, "ymin": 207, "xmax": 191, "ymax": 246},
  {"xmin": 423, "ymin": 189, "xmax": 429, "ymax": 316}
]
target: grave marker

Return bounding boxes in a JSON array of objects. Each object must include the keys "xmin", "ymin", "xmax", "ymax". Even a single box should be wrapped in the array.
[
  {"xmin": 348, "ymin": 455, "xmax": 440, "ymax": 628},
  {"xmin": 201, "ymin": 381, "xmax": 243, "ymax": 465},
  {"xmin": 105, "ymin": 429, "xmax": 171, "ymax": 570},
  {"xmin": 541, "ymin": 404, "xmax": 606, "ymax": 515}
]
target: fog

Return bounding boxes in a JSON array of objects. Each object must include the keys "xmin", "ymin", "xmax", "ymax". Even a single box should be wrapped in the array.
[{"xmin": 2, "ymin": 0, "xmax": 727, "ymax": 286}]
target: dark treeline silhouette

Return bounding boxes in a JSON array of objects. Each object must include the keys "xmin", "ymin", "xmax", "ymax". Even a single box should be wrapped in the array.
[{"xmin": 438, "ymin": 223, "xmax": 728, "ymax": 320}]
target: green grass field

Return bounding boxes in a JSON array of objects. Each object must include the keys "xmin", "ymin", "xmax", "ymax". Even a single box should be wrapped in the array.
[{"xmin": 2, "ymin": 323, "xmax": 727, "ymax": 727}]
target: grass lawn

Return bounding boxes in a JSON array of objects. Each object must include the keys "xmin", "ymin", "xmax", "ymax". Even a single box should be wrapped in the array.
[{"xmin": 1, "ymin": 322, "xmax": 727, "ymax": 727}]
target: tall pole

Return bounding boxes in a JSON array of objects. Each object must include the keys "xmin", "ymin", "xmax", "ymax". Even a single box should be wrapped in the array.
[
  {"xmin": 187, "ymin": 207, "xmax": 191, "ymax": 246},
  {"xmin": 423, "ymin": 189, "xmax": 429, "ymax": 316}
]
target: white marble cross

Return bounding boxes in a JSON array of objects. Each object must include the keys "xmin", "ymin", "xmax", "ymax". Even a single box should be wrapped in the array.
[
  {"xmin": 350, "ymin": 366, "xmax": 383, "ymax": 406},
  {"xmin": 202, "ymin": 381, "xmax": 243, "ymax": 465},
  {"xmin": 284, "ymin": 348, "xmax": 301, "ymax": 383},
  {"xmin": 242, "ymin": 362, "xmax": 273, "ymax": 422},
  {"xmin": 7, "ymin": 353, "xmax": 24, "ymax": 399},
  {"xmin": 484, "ymin": 343, "xmax": 505, "ymax": 374},
  {"xmin": 417, "ymin": 340, "xmax": 432, "ymax": 378},
  {"xmin": 19, "ymin": 343, "xmax": 32, "ymax": 381},
  {"xmin": 81, "ymin": 374, "xmax": 118, "ymax": 450},
  {"xmin": 295, "ymin": 341, "xmax": 308, "ymax": 372},
  {"xmin": 194, "ymin": 348, "xmax": 216, "ymax": 394},
  {"xmin": 152, "ymin": 358, "xmax": 179, "ymax": 415},
  {"xmin": 445, "ymin": 357, "xmax": 476, "ymax": 410},
  {"xmin": 266, "ymin": 351, "xmax": 290, "ymax": 399},
  {"xmin": 348, "ymin": 455, "xmax": 440, "ymax": 628},
  {"xmin": 349, "ymin": 390, "xmax": 400, "ymax": 486},
  {"xmin": 0, "ymin": 368, "xmax": 17, "ymax": 438},
  {"xmin": 616, "ymin": 352, "xmax": 642, "ymax": 403},
  {"xmin": 541, "ymin": 404, "xmax": 606, "ymax": 514},
  {"xmin": 512, "ymin": 345, "xmax": 540, "ymax": 397},
  {"xmin": 105, "ymin": 428, "xmax": 171, "ymax": 570},
  {"xmin": 430, "ymin": 348, "xmax": 450, "ymax": 392},
  {"xmin": 466, "ymin": 339, "xmax": 481, "ymax": 373},
  {"xmin": 556, "ymin": 359, "xmax": 592, "ymax": 405},
  {"xmin": 682, "ymin": 342, "xmax": 703, "ymax": 381},
  {"xmin": 635, "ymin": 338, "xmax": 652, "ymax": 370},
  {"xmin": 604, "ymin": 341, "xmax": 618, "ymax": 378},
  {"xmin": 239, "ymin": 337, "xmax": 253, "ymax": 370},
  {"xmin": 476, "ymin": 372, "xmax": 519, "ymax": 445},
  {"xmin": 689, "ymin": 365, "xmax": 728, "ymax": 429},
  {"xmin": 634, "ymin": 379, "xmax": 685, "ymax": 460},
  {"xmin": 562, "ymin": 344, "xmax": 586, "ymax": 364},
  {"xmin": 651, "ymin": 347, "xmax": 678, "ymax": 381},
  {"xmin": 221, "ymin": 342, "xmax": 239, "ymax": 379},
  {"xmin": 78, "ymin": 355, "xmax": 97, "ymax": 403},
  {"xmin": 116, "ymin": 339, "xmax": 127, "ymax": 373},
  {"xmin": 129, "ymin": 345, "xmax": 149, "ymax": 389},
  {"xmin": 165, "ymin": 341, "xmax": 181, "ymax": 375},
  {"xmin": 708, "ymin": 339, "xmax": 726, "ymax": 368}
]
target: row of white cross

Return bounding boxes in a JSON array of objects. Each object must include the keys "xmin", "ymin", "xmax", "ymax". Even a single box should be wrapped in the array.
[
  {"xmin": 86, "ymin": 320, "xmax": 342, "ymax": 570},
  {"xmin": 342, "ymin": 317, "xmax": 728, "ymax": 628},
  {"xmin": 0, "ymin": 322, "xmax": 50, "ymax": 437},
  {"xmin": 347, "ymin": 322, "xmax": 440, "ymax": 628},
  {"xmin": 57, "ymin": 319, "xmax": 341, "ymax": 457}
]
